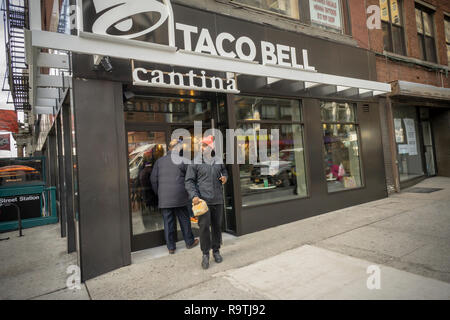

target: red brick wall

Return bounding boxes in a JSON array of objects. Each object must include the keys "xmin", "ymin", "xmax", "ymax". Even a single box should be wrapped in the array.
[
  {"xmin": 376, "ymin": 56, "xmax": 450, "ymax": 87},
  {"xmin": 348, "ymin": 0, "xmax": 450, "ymax": 88}
]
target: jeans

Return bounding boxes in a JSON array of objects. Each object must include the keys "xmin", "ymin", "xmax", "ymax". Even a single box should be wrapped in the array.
[
  {"xmin": 161, "ymin": 206, "xmax": 195, "ymax": 250},
  {"xmin": 198, "ymin": 204, "xmax": 223, "ymax": 255}
]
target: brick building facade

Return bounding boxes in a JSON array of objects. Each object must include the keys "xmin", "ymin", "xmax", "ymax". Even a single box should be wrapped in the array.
[{"xmin": 350, "ymin": 0, "xmax": 450, "ymax": 192}]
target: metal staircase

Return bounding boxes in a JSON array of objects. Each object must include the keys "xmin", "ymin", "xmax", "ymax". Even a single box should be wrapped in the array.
[{"xmin": 2, "ymin": 0, "xmax": 29, "ymax": 111}]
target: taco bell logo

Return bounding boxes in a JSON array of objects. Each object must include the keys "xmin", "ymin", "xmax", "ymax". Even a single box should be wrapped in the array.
[{"xmin": 91, "ymin": 0, "xmax": 174, "ymax": 43}]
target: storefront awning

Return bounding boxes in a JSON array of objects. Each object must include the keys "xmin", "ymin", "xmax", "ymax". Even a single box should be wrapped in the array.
[
  {"xmin": 25, "ymin": 29, "xmax": 391, "ymax": 115},
  {"xmin": 391, "ymin": 80, "xmax": 450, "ymax": 101}
]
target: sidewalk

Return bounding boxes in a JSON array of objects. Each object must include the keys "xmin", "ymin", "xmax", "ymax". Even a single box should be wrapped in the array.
[{"xmin": 1, "ymin": 177, "xmax": 449, "ymax": 299}]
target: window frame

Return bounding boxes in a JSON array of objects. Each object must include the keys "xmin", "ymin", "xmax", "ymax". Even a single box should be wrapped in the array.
[
  {"xmin": 234, "ymin": 94, "xmax": 309, "ymax": 207},
  {"xmin": 415, "ymin": 4, "xmax": 437, "ymax": 63},
  {"xmin": 319, "ymin": 101, "xmax": 365, "ymax": 194},
  {"xmin": 381, "ymin": 0, "xmax": 407, "ymax": 56},
  {"xmin": 445, "ymin": 15, "xmax": 450, "ymax": 66}
]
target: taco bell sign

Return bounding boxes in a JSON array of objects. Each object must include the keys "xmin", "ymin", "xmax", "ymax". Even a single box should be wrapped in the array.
[{"xmin": 81, "ymin": 0, "xmax": 317, "ymax": 72}]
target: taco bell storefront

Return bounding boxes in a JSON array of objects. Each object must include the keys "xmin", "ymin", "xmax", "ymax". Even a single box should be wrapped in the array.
[{"xmin": 26, "ymin": 1, "xmax": 391, "ymax": 281}]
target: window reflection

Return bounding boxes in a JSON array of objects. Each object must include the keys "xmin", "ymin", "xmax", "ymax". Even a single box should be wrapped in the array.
[
  {"xmin": 321, "ymin": 102, "xmax": 362, "ymax": 192},
  {"xmin": 127, "ymin": 131, "xmax": 166, "ymax": 235},
  {"xmin": 235, "ymin": 96, "xmax": 301, "ymax": 122},
  {"xmin": 235, "ymin": 96, "xmax": 307, "ymax": 206},
  {"xmin": 125, "ymin": 97, "xmax": 211, "ymax": 124}
]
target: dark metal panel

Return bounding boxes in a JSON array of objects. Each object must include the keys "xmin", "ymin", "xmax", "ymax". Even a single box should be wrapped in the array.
[
  {"xmin": 73, "ymin": 78, "xmax": 131, "ymax": 281},
  {"xmin": 357, "ymin": 102, "xmax": 388, "ymax": 194},
  {"xmin": 431, "ymin": 108, "xmax": 450, "ymax": 177},
  {"xmin": 56, "ymin": 113, "xmax": 67, "ymax": 238},
  {"xmin": 225, "ymin": 93, "xmax": 243, "ymax": 236},
  {"xmin": 62, "ymin": 103, "xmax": 76, "ymax": 253}
]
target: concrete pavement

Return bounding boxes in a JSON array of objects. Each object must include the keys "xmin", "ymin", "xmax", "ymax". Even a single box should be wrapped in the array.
[{"xmin": 1, "ymin": 176, "xmax": 449, "ymax": 299}]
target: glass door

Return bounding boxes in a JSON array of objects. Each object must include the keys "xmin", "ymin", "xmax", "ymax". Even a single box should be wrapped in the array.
[
  {"xmin": 421, "ymin": 121, "xmax": 436, "ymax": 176},
  {"xmin": 127, "ymin": 128, "xmax": 167, "ymax": 251}
]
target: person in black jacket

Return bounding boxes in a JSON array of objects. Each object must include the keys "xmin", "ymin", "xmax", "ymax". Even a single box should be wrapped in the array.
[
  {"xmin": 150, "ymin": 139, "xmax": 199, "ymax": 254},
  {"xmin": 185, "ymin": 135, "xmax": 228, "ymax": 269}
]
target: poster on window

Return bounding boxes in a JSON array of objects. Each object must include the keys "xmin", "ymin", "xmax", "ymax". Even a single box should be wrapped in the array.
[
  {"xmin": 390, "ymin": 0, "xmax": 400, "ymax": 25},
  {"xmin": 309, "ymin": 0, "xmax": 342, "ymax": 30},
  {"xmin": 380, "ymin": 0, "xmax": 389, "ymax": 22},
  {"xmin": 394, "ymin": 118, "xmax": 404, "ymax": 143},
  {"xmin": 403, "ymin": 118, "xmax": 417, "ymax": 156},
  {"xmin": 398, "ymin": 144, "xmax": 409, "ymax": 154}
]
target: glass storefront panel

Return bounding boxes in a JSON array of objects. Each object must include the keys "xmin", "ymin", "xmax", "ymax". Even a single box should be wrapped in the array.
[
  {"xmin": 235, "ymin": 96, "xmax": 302, "ymax": 122},
  {"xmin": 127, "ymin": 130, "xmax": 166, "ymax": 235},
  {"xmin": 322, "ymin": 124, "xmax": 362, "ymax": 192},
  {"xmin": 237, "ymin": 123, "xmax": 307, "ymax": 206},
  {"xmin": 321, "ymin": 102, "xmax": 362, "ymax": 193},
  {"xmin": 320, "ymin": 101, "xmax": 356, "ymax": 122},
  {"xmin": 124, "ymin": 97, "xmax": 211, "ymax": 124},
  {"xmin": 234, "ymin": 95, "xmax": 307, "ymax": 207},
  {"xmin": 393, "ymin": 106, "xmax": 424, "ymax": 182}
]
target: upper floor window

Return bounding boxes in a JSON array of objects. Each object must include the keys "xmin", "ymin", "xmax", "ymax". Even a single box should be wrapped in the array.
[
  {"xmin": 232, "ymin": 0, "xmax": 300, "ymax": 19},
  {"xmin": 231, "ymin": 0, "xmax": 347, "ymax": 34},
  {"xmin": 309, "ymin": 0, "xmax": 344, "ymax": 33},
  {"xmin": 445, "ymin": 16, "xmax": 450, "ymax": 66},
  {"xmin": 380, "ymin": 0, "xmax": 406, "ymax": 55},
  {"xmin": 415, "ymin": 5, "xmax": 437, "ymax": 63}
]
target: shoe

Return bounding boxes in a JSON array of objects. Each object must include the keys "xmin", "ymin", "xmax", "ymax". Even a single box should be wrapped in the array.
[
  {"xmin": 201, "ymin": 254, "xmax": 210, "ymax": 270},
  {"xmin": 187, "ymin": 238, "xmax": 199, "ymax": 249},
  {"xmin": 168, "ymin": 249, "xmax": 175, "ymax": 254},
  {"xmin": 213, "ymin": 250, "xmax": 223, "ymax": 263}
]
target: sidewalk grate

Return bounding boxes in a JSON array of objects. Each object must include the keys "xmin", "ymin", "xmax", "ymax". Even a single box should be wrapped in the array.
[{"xmin": 405, "ymin": 187, "xmax": 443, "ymax": 194}]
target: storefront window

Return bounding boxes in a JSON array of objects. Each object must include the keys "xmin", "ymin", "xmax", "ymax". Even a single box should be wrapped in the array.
[
  {"xmin": 393, "ymin": 106, "xmax": 424, "ymax": 181},
  {"xmin": 232, "ymin": 0, "xmax": 300, "ymax": 19},
  {"xmin": 321, "ymin": 102, "xmax": 362, "ymax": 192},
  {"xmin": 235, "ymin": 96, "xmax": 307, "ymax": 206},
  {"xmin": 124, "ymin": 97, "xmax": 211, "ymax": 124}
]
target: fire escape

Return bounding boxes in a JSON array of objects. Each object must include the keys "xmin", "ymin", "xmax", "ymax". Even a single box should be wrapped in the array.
[
  {"xmin": 2, "ymin": 0, "xmax": 31, "ymax": 155},
  {"xmin": 2, "ymin": 0, "xmax": 29, "ymax": 112}
]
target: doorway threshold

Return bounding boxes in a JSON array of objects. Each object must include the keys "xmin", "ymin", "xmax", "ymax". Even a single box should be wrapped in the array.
[{"xmin": 131, "ymin": 232, "xmax": 237, "ymax": 265}]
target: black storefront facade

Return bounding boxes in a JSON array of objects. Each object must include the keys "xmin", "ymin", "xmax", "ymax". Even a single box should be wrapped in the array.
[{"xmin": 28, "ymin": 2, "xmax": 390, "ymax": 281}]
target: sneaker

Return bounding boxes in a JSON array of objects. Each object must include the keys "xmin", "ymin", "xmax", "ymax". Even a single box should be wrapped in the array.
[
  {"xmin": 213, "ymin": 250, "xmax": 223, "ymax": 263},
  {"xmin": 168, "ymin": 249, "xmax": 175, "ymax": 254},
  {"xmin": 201, "ymin": 254, "xmax": 210, "ymax": 270},
  {"xmin": 186, "ymin": 238, "xmax": 199, "ymax": 249}
]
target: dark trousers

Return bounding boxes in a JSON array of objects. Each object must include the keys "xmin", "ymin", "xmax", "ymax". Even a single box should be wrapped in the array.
[
  {"xmin": 161, "ymin": 206, "xmax": 195, "ymax": 250},
  {"xmin": 198, "ymin": 204, "xmax": 223, "ymax": 255}
]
